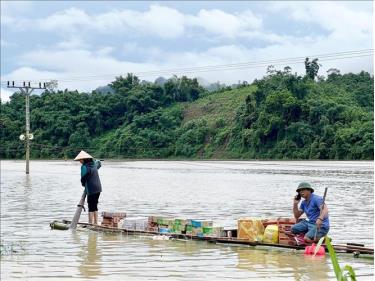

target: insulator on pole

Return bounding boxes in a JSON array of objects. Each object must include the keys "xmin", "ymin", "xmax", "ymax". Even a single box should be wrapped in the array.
[
  {"xmin": 28, "ymin": 82, "xmax": 31, "ymax": 87},
  {"xmin": 43, "ymin": 83, "xmax": 46, "ymax": 88},
  {"xmin": 12, "ymin": 81, "xmax": 14, "ymax": 86},
  {"xmin": 23, "ymin": 81, "xmax": 25, "ymax": 87},
  {"xmin": 39, "ymin": 82, "xmax": 41, "ymax": 88},
  {"xmin": 7, "ymin": 81, "xmax": 9, "ymax": 86}
]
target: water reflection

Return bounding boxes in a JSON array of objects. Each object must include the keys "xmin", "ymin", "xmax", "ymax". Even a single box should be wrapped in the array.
[
  {"xmin": 78, "ymin": 231, "xmax": 102, "ymax": 279},
  {"xmin": 235, "ymin": 247, "xmax": 331, "ymax": 280},
  {"xmin": 22, "ymin": 175, "xmax": 32, "ymax": 217},
  {"xmin": 146, "ymin": 237, "xmax": 214, "ymax": 257}
]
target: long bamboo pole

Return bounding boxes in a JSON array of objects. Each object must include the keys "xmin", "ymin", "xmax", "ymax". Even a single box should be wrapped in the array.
[{"xmin": 70, "ymin": 190, "xmax": 87, "ymax": 229}]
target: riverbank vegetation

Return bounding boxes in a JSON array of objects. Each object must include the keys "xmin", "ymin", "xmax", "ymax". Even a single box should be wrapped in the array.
[{"xmin": 1, "ymin": 61, "xmax": 373, "ymax": 160}]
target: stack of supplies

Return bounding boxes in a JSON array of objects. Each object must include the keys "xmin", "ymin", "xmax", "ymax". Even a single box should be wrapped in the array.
[
  {"xmin": 101, "ymin": 211, "xmax": 126, "ymax": 227},
  {"xmin": 156, "ymin": 217, "xmax": 174, "ymax": 234},
  {"xmin": 276, "ymin": 218, "xmax": 296, "ymax": 245},
  {"xmin": 147, "ymin": 216, "xmax": 159, "ymax": 232},
  {"xmin": 262, "ymin": 225, "xmax": 279, "ymax": 244},
  {"xmin": 171, "ymin": 218, "xmax": 188, "ymax": 234},
  {"xmin": 122, "ymin": 217, "xmax": 149, "ymax": 231},
  {"xmin": 202, "ymin": 226, "xmax": 224, "ymax": 238},
  {"xmin": 237, "ymin": 218, "xmax": 264, "ymax": 242},
  {"xmin": 188, "ymin": 220, "xmax": 213, "ymax": 237}
]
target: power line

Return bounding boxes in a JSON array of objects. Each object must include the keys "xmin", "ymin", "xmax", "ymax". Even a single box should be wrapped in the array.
[{"xmin": 0, "ymin": 49, "xmax": 372, "ymax": 85}]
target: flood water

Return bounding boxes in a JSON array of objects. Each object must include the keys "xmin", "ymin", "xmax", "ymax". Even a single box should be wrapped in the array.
[{"xmin": 1, "ymin": 160, "xmax": 374, "ymax": 280}]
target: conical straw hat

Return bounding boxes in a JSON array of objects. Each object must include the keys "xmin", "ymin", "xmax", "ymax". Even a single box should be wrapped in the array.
[{"xmin": 74, "ymin": 150, "xmax": 93, "ymax": 161}]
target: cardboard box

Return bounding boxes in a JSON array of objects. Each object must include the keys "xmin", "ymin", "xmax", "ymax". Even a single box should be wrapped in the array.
[
  {"xmin": 101, "ymin": 211, "xmax": 126, "ymax": 219},
  {"xmin": 278, "ymin": 236, "xmax": 296, "ymax": 246},
  {"xmin": 185, "ymin": 225, "xmax": 193, "ymax": 234},
  {"xmin": 147, "ymin": 226, "xmax": 158, "ymax": 232},
  {"xmin": 192, "ymin": 227, "xmax": 203, "ymax": 237},
  {"xmin": 237, "ymin": 218, "xmax": 265, "ymax": 242},
  {"xmin": 157, "ymin": 217, "xmax": 174, "ymax": 227},
  {"xmin": 261, "ymin": 218, "xmax": 278, "ymax": 227},
  {"xmin": 122, "ymin": 217, "xmax": 148, "ymax": 231},
  {"xmin": 159, "ymin": 227, "xmax": 171, "ymax": 234},
  {"xmin": 191, "ymin": 220, "xmax": 213, "ymax": 228},
  {"xmin": 174, "ymin": 218, "xmax": 187, "ymax": 226},
  {"xmin": 148, "ymin": 216, "xmax": 161, "ymax": 223},
  {"xmin": 171, "ymin": 223, "xmax": 183, "ymax": 234},
  {"xmin": 203, "ymin": 226, "xmax": 224, "ymax": 238}
]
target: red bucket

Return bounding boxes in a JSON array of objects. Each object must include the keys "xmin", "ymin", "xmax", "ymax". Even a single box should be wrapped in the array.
[{"xmin": 304, "ymin": 243, "xmax": 325, "ymax": 255}]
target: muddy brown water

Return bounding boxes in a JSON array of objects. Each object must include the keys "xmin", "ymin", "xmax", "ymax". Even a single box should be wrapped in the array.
[{"xmin": 1, "ymin": 160, "xmax": 373, "ymax": 280}]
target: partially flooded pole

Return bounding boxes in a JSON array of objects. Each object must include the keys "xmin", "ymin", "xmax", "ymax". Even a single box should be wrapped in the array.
[{"xmin": 7, "ymin": 81, "xmax": 46, "ymax": 174}]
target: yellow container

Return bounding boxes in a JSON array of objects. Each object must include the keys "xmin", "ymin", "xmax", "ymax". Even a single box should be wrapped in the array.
[
  {"xmin": 263, "ymin": 224, "xmax": 279, "ymax": 244},
  {"xmin": 237, "ymin": 218, "xmax": 264, "ymax": 242}
]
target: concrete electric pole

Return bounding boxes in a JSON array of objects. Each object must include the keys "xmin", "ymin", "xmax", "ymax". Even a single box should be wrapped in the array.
[{"xmin": 7, "ymin": 81, "xmax": 46, "ymax": 174}]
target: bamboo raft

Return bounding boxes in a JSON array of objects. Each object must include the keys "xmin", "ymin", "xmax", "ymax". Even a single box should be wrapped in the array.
[{"xmin": 51, "ymin": 220, "xmax": 374, "ymax": 258}]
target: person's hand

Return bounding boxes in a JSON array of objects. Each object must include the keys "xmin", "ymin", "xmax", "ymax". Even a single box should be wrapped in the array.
[{"xmin": 316, "ymin": 218, "xmax": 323, "ymax": 229}]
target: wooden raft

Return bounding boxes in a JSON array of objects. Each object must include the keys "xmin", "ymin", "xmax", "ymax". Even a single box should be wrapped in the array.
[{"xmin": 58, "ymin": 220, "xmax": 374, "ymax": 257}]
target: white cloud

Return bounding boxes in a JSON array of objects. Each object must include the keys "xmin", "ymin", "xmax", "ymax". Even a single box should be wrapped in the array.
[
  {"xmin": 1, "ymin": 2, "xmax": 372, "ymax": 92},
  {"xmin": 122, "ymin": 42, "xmax": 162, "ymax": 60},
  {"xmin": 31, "ymin": 5, "xmax": 186, "ymax": 39},
  {"xmin": 95, "ymin": 47, "xmax": 114, "ymax": 56},
  {"xmin": 56, "ymin": 37, "xmax": 89, "ymax": 50},
  {"xmin": 92, "ymin": 5, "xmax": 185, "ymax": 39},
  {"xmin": 271, "ymin": 2, "xmax": 372, "ymax": 35},
  {"xmin": 187, "ymin": 9, "xmax": 262, "ymax": 38},
  {"xmin": 2, "ymin": 2, "xmax": 372, "ymax": 45},
  {"xmin": 1, "ymin": 1, "xmax": 34, "ymax": 29},
  {"xmin": 1, "ymin": 66, "xmax": 59, "ymax": 84},
  {"xmin": 2, "ymin": 5, "xmax": 264, "ymax": 39},
  {"xmin": 37, "ymin": 7, "xmax": 91, "ymax": 33},
  {"xmin": 3, "ymin": 32, "xmax": 373, "ymax": 94},
  {"xmin": 132, "ymin": 5, "xmax": 185, "ymax": 39},
  {"xmin": 8, "ymin": 49, "xmax": 162, "ymax": 91},
  {"xmin": 0, "ymin": 87, "xmax": 15, "ymax": 103}
]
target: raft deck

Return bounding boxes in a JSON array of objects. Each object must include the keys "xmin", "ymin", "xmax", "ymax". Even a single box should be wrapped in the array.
[{"xmin": 57, "ymin": 220, "xmax": 374, "ymax": 257}]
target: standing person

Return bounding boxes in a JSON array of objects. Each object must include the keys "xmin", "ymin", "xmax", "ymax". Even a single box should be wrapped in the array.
[
  {"xmin": 291, "ymin": 182, "xmax": 329, "ymax": 243},
  {"xmin": 74, "ymin": 150, "xmax": 102, "ymax": 225}
]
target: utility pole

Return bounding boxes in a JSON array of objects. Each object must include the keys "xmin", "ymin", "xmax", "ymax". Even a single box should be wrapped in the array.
[{"xmin": 7, "ymin": 81, "xmax": 46, "ymax": 174}]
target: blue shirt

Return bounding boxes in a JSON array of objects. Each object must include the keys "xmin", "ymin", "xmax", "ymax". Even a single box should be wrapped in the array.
[{"xmin": 300, "ymin": 193, "xmax": 329, "ymax": 229}]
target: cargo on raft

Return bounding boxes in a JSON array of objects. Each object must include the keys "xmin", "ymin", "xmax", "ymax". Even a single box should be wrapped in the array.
[{"xmin": 50, "ymin": 213, "xmax": 374, "ymax": 258}]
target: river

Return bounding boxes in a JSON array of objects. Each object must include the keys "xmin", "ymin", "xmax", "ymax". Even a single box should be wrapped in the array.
[{"xmin": 1, "ymin": 160, "xmax": 373, "ymax": 280}]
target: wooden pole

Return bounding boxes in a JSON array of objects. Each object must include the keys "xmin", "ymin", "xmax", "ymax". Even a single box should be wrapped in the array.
[
  {"xmin": 25, "ymin": 91, "xmax": 30, "ymax": 174},
  {"xmin": 70, "ymin": 190, "xmax": 87, "ymax": 229},
  {"xmin": 313, "ymin": 187, "xmax": 328, "ymax": 240}
]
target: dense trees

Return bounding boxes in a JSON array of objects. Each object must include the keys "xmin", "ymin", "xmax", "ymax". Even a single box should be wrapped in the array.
[
  {"xmin": 0, "ymin": 65, "xmax": 373, "ymax": 160},
  {"xmin": 305, "ymin": 58, "xmax": 320, "ymax": 80},
  {"xmin": 234, "ymin": 68, "xmax": 373, "ymax": 159},
  {"xmin": 1, "ymin": 75, "xmax": 204, "ymax": 159}
]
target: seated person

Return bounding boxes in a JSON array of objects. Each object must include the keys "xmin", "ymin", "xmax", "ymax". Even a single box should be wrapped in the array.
[{"xmin": 292, "ymin": 182, "xmax": 329, "ymax": 244}]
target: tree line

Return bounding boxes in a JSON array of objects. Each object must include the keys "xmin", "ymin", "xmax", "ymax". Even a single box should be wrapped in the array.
[{"xmin": 0, "ymin": 60, "xmax": 373, "ymax": 160}]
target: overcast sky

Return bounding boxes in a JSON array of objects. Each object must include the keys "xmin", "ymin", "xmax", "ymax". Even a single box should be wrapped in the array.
[{"xmin": 1, "ymin": 1, "xmax": 373, "ymax": 102}]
